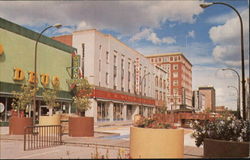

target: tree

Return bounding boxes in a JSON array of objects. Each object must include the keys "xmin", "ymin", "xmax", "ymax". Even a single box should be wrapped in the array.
[
  {"xmin": 67, "ymin": 78, "xmax": 93, "ymax": 116},
  {"xmin": 42, "ymin": 87, "xmax": 60, "ymax": 116},
  {"xmin": 12, "ymin": 83, "xmax": 37, "ymax": 117}
]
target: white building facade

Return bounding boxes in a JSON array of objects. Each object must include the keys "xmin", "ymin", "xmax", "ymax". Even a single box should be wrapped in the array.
[{"xmin": 60, "ymin": 29, "xmax": 169, "ymax": 122}]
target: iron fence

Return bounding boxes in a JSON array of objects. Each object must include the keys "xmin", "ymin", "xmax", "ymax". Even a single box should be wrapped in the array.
[{"xmin": 24, "ymin": 125, "xmax": 62, "ymax": 151}]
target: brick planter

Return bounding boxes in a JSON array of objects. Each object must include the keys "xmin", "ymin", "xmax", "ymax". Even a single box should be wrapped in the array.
[
  {"xmin": 9, "ymin": 117, "xmax": 33, "ymax": 135},
  {"xmin": 68, "ymin": 117, "xmax": 94, "ymax": 137},
  {"xmin": 204, "ymin": 138, "xmax": 250, "ymax": 158}
]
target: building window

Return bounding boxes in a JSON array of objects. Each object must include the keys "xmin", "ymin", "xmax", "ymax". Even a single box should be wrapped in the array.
[
  {"xmin": 173, "ymin": 80, "xmax": 178, "ymax": 86},
  {"xmin": 159, "ymin": 58, "xmax": 162, "ymax": 62},
  {"xmin": 163, "ymin": 92, "xmax": 166, "ymax": 101},
  {"xmin": 97, "ymin": 102, "xmax": 109, "ymax": 121},
  {"xmin": 114, "ymin": 55, "xmax": 117, "ymax": 66},
  {"xmin": 99, "ymin": 59, "xmax": 101, "ymax": 72},
  {"xmin": 173, "ymin": 72, "xmax": 178, "ymax": 78},
  {"xmin": 170, "ymin": 56, "xmax": 173, "ymax": 61},
  {"xmin": 174, "ymin": 56, "xmax": 178, "ymax": 61},
  {"xmin": 155, "ymin": 76, "xmax": 158, "ymax": 87},
  {"xmin": 114, "ymin": 103, "xmax": 123, "ymax": 121},
  {"xmin": 173, "ymin": 64, "xmax": 178, "ymax": 70},
  {"xmin": 151, "ymin": 59, "xmax": 154, "ymax": 62},
  {"xmin": 163, "ymin": 80, "xmax": 166, "ymax": 89},
  {"xmin": 105, "ymin": 72, "xmax": 109, "ymax": 85},
  {"xmin": 155, "ymin": 90, "xmax": 158, "ymax": 100},
  {"xmin": 106, "ymin": 51, "xmax": 109, "ymax": 64},
  {"xmin": 159, "ymin": 77, "xmax": 162, "ymax": 88},
  {"xmin": 163, "ymin": 57, "xmax": 168, "ymax": 62},
  {"xmin": 173, "ymin": 88, "xmax": 178, "ymax": 94}
]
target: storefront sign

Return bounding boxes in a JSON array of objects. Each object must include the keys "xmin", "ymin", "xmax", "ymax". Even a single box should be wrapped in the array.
[
  {"xmin": 52, "ymin": 76, "xmax": 60, "ymax": 87},
  {"xmin": 72, "ymin": 54, "xmax": 80, "ymax": 79},
  {"xmin": 13, "ymin": 68, "xmax": 25, "ymax": 81},
  {"xmin": 0, "ymin": 44, "xmax": 4, "ymax": 55},
  {"xmin": 40, "ymin": 74, "xmax": 49, "ymax": 86},
  {"xmin": 92, "ymin": 89, "xmax": 155, "ymax": 105},
  {"xmin": 135, "ymin": 57, "xmax": 140, "ymax": 94},
  {"xmin": 13, "ymin": 67, "xmax": 60, "ymax": 87}
]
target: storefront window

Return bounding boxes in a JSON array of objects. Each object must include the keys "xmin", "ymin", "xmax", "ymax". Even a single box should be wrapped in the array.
[
  {"xmin": 97, "ymin": 102, "xmax": 109, "ymax": 121},
  {"xmin": 127, "ymin": 105, "xmax": 132, "ymax": 120},
  {"xmin": 148, "ymin": 107, "xmax": 153, "ymax": 117},
  {"xmin": 113, "ymin": 103, "xmax": 123, "ymax": 121}
]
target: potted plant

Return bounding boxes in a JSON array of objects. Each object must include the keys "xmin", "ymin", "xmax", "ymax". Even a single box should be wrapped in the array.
[
  {"xmin": 39, "ymin": 87, "xmax": 61, "ymax": 126},
  {"xmin": 9, "ymin": 84, "xmax": 36, "ymax": 135},
  {"xmin": 130, "ymin": 116, "xmax": 184, "ymax": 158},
  {"xmin": 67, "ymin": 78, "xmax": 93, "ymax": 137},
  {"xmin": 191, "ymin": 114, "xmax": 250, "ymax": 158}
]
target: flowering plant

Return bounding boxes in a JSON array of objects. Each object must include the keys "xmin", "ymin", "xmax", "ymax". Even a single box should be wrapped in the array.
[
  {"xmin": 191, "ymin": 116, "xmax": 250, "ymax": 147},
  {"xmin": 133, "ymin": 115, "xmax": 177, "ymax": 129}
]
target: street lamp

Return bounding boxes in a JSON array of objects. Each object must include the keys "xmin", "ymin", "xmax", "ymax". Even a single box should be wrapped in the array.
[
  {"xmin": 221, "ymin": 68, "xmax": 241, "ymax": 119},
  {"xmin": 33, "ymin": 24, "xmax": 62, "ymax": 124},
  {"xmin": 200, "ymin": 2, "xmax": 246, "ymax": 120},
  {"xmin": 139, "ymin": 72, "xmax": 151, "ymax": 116},
  {"xmin": 228, "ymin": 85, "xmax": 240, "ymax": 115}
]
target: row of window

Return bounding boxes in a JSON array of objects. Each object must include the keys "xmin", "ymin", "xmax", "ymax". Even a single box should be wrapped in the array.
[
  {"xmin": 155, "ymin": 76, "xmax": 167, "ymax": 89},
  {"xmin": 155, "ymin": 90, "xmax": 166, "ymax": 101},
  {"xmin": 150, "ymin": 56, "xmax": 181, "ymax": 63}
]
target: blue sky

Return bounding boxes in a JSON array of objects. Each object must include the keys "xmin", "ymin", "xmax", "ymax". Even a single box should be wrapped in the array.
[{"xmin": 0, "ymin": 0, "xmax": 249, "ymax": 110}]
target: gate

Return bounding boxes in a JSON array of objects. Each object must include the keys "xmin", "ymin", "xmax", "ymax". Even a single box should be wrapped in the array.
[{"xmin": 24, "ymin": 125, "xmax": 62, "ymax": 151}]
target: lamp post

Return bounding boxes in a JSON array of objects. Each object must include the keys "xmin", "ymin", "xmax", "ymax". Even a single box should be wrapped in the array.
[
  {"xmin": 200, "ymin": 2, "xmax": 246, "ymax": 120},
  {"xmin": 228, "ymin": 85, "xmax": 239, "ymax": 115},
  {"xmin": 221, "ymin": 68, "xmax": 241, "ymax": 119},
  {"xmin": 33, "ymin": 24, "xmax": 62, "ymax": 124},
  {"xmin": 139, "ymin": 72, "xmax": 151, "ymax": 116}
]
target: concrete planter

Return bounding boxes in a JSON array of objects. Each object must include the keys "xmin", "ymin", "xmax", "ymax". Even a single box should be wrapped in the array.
[
  {"xmin": 39, "ymin": 114, "xmax": 61, "ymax": 135},
  {"xmin": 130, "ymin": 127, "xmax": 184, "ymax": 158},
  {"xmin": 9, "ymin": 117, "xmax": 33, "ymax": 135},
  {"xmin": 68, "ymin": 117, "xmax": 94, "ymax": 137},
  {"xmin": 204, "ymin": 138, "xmax": 250, "ymax": 158},
  {"xmin": 39, "ymin": 114, "xmax": 61, "ymax": 126}
]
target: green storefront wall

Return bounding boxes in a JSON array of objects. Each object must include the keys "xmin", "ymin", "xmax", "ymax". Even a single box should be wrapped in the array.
[{"xmin": 0, "ymin": 17, "xmax": 76, "ymax": 100}]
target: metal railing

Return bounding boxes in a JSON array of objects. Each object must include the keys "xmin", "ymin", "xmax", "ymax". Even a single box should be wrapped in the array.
[{"xmin": 24, "ymin": 125, "xmax": 62, "ymax": 151}]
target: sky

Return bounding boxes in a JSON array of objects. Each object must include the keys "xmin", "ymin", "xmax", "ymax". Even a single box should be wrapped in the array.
[{"xmin": 0, "ymin": 0, "xmax": 249, "ymax": 110}]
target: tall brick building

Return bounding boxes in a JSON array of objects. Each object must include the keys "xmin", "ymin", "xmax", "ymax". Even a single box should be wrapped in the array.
[
  {"xmin": 198, "ymin": 86, "xmax": 216, "ymax": 112},
  {"xmin": 146, "ymin": 52, "xmax": 192, "ymax": 109}
]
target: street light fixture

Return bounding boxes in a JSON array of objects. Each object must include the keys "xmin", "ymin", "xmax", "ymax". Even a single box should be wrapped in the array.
[
  {"xmin": 139, "ymin": 72, "xmax": 151, "ymax": 116},
  {"xmin": 228, "ymin": 85, "xmax": 240, "ymax": 115},
  {"xmin": 221, "ymin": 68, "xmax": 241, "ymax": 119},
  {"xmin": 200, "ymin": 2, "xmax": 246, "ymax": 120},
  {"xmin": 33, "ymin": 24, "xmax": 62, "ymax": 124}
]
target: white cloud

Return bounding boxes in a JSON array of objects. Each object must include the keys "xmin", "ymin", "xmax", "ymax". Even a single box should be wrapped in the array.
[
  {"xmin": 76, "ymin": 21, "xmax": 93, "ymax": 31},
  {"xmin": 129, "ymin": 28, "xmax": 176, "ymax": 45},
  {"xmin": 209, "ymin": 9, "xmax": 249, "ymax": 68},
  {"xmin": 55, "ymin": 27, "xmax": 75, "ymax": 34},
  {"xmin": 187, "ymin": 30, "xmax": 195, "ymax": 38},
  {"xmin": 0, "ymin": 1, "xmax": 203, "ymax": 35},
  {"xmin": 162, "ymin": 37, "xmax": 176, "ymax": 44}
]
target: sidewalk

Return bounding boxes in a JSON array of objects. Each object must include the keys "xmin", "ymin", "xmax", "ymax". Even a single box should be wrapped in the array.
[{"xmin": 0, "ymin": 126, "xmax": 203, "ymax": 159}]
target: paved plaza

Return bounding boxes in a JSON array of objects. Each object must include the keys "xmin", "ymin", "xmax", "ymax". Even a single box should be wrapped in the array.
[{"xmin": 0, "ymin": 124, "xmax": 203, "ymax": 159}]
